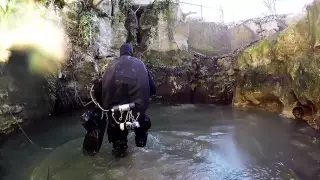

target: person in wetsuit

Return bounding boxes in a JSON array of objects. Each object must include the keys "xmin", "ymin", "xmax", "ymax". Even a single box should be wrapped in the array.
[{"xmin": 94, "ymin": 43, "xmax": 156, "ymax": 156}]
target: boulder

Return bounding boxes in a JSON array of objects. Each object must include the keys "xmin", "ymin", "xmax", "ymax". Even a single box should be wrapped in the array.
[{"xmin": 234, "ymin": 0, "xmax": 320, "ymax": 129}]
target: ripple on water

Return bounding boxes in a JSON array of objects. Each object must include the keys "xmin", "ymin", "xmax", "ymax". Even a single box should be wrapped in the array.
[
  {"xmin": 164, "ymin": 131, "xmax": 195, "ymax": 137},
  {"xmin": 211, "ymin": 132, "xmax": 228, "ymax": 136},
  {"xmin": 31, "ymin": 130, "xmax": 300, "ymax": 180}
]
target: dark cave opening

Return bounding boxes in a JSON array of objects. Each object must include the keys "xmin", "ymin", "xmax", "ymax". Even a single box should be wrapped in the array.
[
  {"xmin": 290, "ymin": 90, "xmax": 316, "ymax": 120},
  {"xmin": 134, "ymin": 6, "xmax": 145, "ymax": 44}
]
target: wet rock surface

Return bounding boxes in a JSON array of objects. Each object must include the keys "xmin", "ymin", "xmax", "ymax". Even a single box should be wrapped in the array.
[
  {"xmin": 147, "ymin": 53, "xmax": 236, "ymax": 104},
  {"xmin": 0, "ymin": 0, "xmax": 316, "ymax": 134},
  {"xmin": 233, "ymin": 0, "xmax": 320, "ymax": 130}
]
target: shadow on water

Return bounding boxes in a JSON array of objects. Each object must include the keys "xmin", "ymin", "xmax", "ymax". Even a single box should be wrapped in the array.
[{"xmin": 1, "ymin": 104, "xmax": 320, "ymax": 180}]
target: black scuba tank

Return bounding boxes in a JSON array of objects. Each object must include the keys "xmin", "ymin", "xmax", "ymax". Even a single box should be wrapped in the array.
[{"xmin": 80, "ymin": 107, "xmax": 107, "ymax": 156}]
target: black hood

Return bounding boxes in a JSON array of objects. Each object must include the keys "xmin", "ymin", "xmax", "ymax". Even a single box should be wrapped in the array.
[{"xmin": 120, "ymin": 43, "xmax": 133, "ymax": 56}]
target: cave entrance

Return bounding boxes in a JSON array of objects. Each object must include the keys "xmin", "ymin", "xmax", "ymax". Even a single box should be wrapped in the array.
[{"xmin": 132, "ymin": 5, "xmax": 146, "ymax": 45}]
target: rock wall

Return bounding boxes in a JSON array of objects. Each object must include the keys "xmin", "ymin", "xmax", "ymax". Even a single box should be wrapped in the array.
[
  {"xmin": 228, "ymin": 14, "xmax": 305, "ymax": 52},
  {"xmin": 188, "ymin": 20, "xmax": 231, "ymax": 56},
  {"xmin": 0, "ymin": 1, "xmax": 68, "ymax": 134},
  {"xmin": 0, "ymin": 0, "xmax": 314, "ymax": 135},
  {"xmin": 228, "ymin": 24, "xmax": 259, "ymax": 53},
  {"xmin": 233, "ymin": 0, "xmax": 320, "ymax": 129},
  {"xmin": 0, "ymin": 0, "xmax": 198, "ymax": 134},
  {"xmin": 148, "ymin": 53, "xmax": 235, "ymax": 105},
  {"xmin": 0, "ymin": 0, "xmax": 130, "ymax": 134},
  {"xmin": 186, "ymin": 14, "xmax": 303, "ymax": 56},
  {"xmin": 52, "ymin": 0, "xmax": 129, "ymax": 113}
]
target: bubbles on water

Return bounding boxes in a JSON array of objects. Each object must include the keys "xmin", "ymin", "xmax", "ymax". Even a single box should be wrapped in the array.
[
  {"xmin": 211, "ymin": 132, "xmax": 228, "ymax": 136},
  {"xmin": 168, "ymin": 131, "xmax": 195, "ymax": 136},
  {"xmin": 290, "ymin": 140, "xmax": 310, "ymax": 149}
]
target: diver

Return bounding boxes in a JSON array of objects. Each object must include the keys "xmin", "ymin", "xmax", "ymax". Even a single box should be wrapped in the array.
[{"xmin": 81, "ymin": 43, "xmax": 156, "ymax": 157}]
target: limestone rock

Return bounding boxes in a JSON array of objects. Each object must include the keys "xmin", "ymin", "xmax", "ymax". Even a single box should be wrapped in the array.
[
  {"xmin": 234, "ymin": 0, "xmax": 320, "ymax": 129},
  {"xmin": 188, "ymin": 20, "xmax": 231, "ymax": 56},
  {"xmin": 228, "ymin": 24, "xmax": 259, "ymax": 52},
  {"xmin": 148, "ymin": 53, "xmax": 235, "ymax": 104},
  {"xmin": 137, "ymin": 0, "xmax": 187, "ymax": 53}
]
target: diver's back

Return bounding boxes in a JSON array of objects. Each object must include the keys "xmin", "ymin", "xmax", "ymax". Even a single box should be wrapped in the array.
[{"xmin": 102, "ymin": 55, "xmax": 150, "ymax": 112}]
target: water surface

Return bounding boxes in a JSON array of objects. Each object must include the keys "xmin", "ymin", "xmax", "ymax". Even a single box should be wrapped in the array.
[{"xmin": 1, "ymin": 104, "xmax": 320, "ymax": 180}]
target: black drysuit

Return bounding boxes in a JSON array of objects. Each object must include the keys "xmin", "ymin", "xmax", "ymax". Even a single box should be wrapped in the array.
[{"xmin": 95, "ymin": 43, "xmax": 156, "ymax": 152}]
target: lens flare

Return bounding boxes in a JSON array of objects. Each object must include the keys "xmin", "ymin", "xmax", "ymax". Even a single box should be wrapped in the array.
[{"xmin": 0, "ymin": 0, "xmax": 68, "ymax": 75}]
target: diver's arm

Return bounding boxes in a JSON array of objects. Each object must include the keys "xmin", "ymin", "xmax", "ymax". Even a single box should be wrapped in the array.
[{"xmin": 148, "ymin": 71, "xmax": 156, "ymax": 96}]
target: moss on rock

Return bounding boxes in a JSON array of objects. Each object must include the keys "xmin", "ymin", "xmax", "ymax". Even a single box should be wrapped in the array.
[
  {"xmin": 0, "ymin": 114, "xmax": 22, "ymax": 134},
  {"xmin": 234, "ymin": 0, "xmax": 320, "ymax": 129},
  {"xmin": 275, "ymin": 18, "xmax": 312, "ymax": 62},
  {"xmin": 77, "ymin": 60, "xmax": 96, "ymax": 80}
]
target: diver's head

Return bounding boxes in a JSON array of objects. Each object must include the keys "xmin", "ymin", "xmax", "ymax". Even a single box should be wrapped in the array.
[{"xmin": 120, "ymin": 43, "xmax": 133, "ymax": 56}]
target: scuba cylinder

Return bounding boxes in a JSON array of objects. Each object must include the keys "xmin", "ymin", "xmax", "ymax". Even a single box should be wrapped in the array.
[{"xmin": 80, "ymin": 107, "xmax": 107, "ymax": 156}]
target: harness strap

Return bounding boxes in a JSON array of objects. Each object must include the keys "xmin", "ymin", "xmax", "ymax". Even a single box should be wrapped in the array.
[{"xmin": 90, "ymin": 85, "xmax": 140, "ymax": 125}]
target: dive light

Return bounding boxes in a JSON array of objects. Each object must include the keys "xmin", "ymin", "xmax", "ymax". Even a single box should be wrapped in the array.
[
  {"xmin": 120, "ymin": 121, "xmax": 140, "ymax": 131},
  {"xmin": 111, "ymin": 103, "xmax": 135, "ymax": 112}
]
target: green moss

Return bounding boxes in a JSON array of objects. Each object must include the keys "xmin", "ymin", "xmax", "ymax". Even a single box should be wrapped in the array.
[
  {"xmin": 119, "ymin": 0, "xmax": 133, "ymax": 14},
  {"xmin": 75, "ymin": 61, "xmax": 96, "ymax": 93},
  {"xmin": 0, "ymin": 114, "xmax": 22, "ymax": 134},
  {"xmin": 153, "ymin": 0, "xmax": 176, "ymax": 19},
  {"xmin": 234, "ymin": 0, "xmax": 320, "ymax": 129},
  {"xmin": 237, "ymin": 38, "xmax": 276, "ymax": 71},
  {"xmin": 290, "ymin": 55, "xmax": 320, "ymax": 104},
  {"xmin": 275, "ymin": 18, "xmax": 312, "ymax": 61},
  {"xmin": 79, "ymin": 12, "xmax": 95, "ymax": 47},
  {"xmin": 139, "ymin": 0, "xmax": 176, "ymax": 40},
  {"xmin": 98, "ymin": 58, "xmax": 112, "ymax": 73},
  {"xmin": 140, "ymin": 8, "xmax": 159, "ymax": 28},
  {"xmin": 153, "ymin": 0, "xmax": 176, "ymax": 42},
  {"xmin": 139, "ymin": 0, "xmax": 176, "ymax": 26},
  {"xmin": 62, "ymin": 1, "xmax": 96, "ymax": 51}
]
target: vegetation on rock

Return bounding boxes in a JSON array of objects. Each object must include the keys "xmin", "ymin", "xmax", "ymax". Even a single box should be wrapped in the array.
[
  {"xmin": 234, "ymin": 0, "xmax": 320, "ymax": 129},
  {"xmin": 0, "ymin": 0, "xmax": 316, "ymax": 135}
]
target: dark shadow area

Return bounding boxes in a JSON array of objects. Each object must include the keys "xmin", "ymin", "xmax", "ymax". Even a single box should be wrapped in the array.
[{"xmin": 135, "ymin": 7, "xmax": 145, "ymax": 44}]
